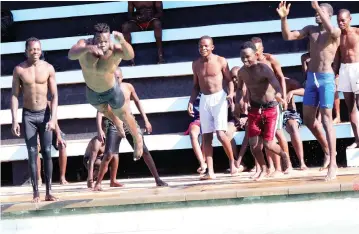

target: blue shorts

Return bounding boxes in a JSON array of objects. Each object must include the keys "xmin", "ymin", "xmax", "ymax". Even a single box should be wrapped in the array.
[{"xmin": 303, "ymin": 72, "xmax": 335, "ymax": 109}]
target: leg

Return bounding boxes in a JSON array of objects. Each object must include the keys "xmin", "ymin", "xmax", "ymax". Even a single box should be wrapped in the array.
[
  {"xmin": 235, "ymin": 128, "xmax": 249, "ymax": 171},
  {"xmin": 286, "ymin": 120, "xmax": 307, "ymax": 170},
  {"xmin": 150, "ymin": 19, "xmax": 164, "ymax": 63},
  {"xmin": 189, "ymin": 124, "xmax": 207, "ymax": 173},
  {"xmin": 121, "ymin": 21, "xmax": 140, "ymax": 65},
  {"xmin": 109, "ymin": 154, "xmax": 123, "ymax": 187},
  {"xmin": 37, "ymin": 155, "xmax": 42, "ymax": 186},
  {"xmin": 112, "ymin": 105, "xmax": 143, "ymax": 161},
  {"xmin": 216, "ymin": 130, "xmax": 236, "ymax": 175},
  {"xmin": 264, "ymin": 148, "xmax": 275, "ymax": 176},
  {"xmin": 58, "ymin": 146, "xmax": 68, "ymax": 184},
  {"xmin": 333, "ymin": 78, "xmax": 341, "ymax": 124},
  {"xmin": 320, "ymin": 108, "xmax": 337, "ymax": 181},
  {"xmin": 343, "ymin": 92, "xmax": 359, "ymax": 148},
  {"xmin": 276, "ymin": 129, "xmax": 293, "ymax": 173},
  {"xmin": 249, "ymin": 136, "xmax": 267, "ymax": 181},
  {"xmin": 303, "ymin": 105, "xmax": 330, "ymax": 169},
  {"xmin": 200, "ymin": 133, "xmax": 216, "ymax": 180}
]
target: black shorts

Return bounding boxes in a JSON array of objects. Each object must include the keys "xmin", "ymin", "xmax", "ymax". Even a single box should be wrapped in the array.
[
  {"xmin": 52, "ymin": 131, "xmax": 66, "ymax": 151},
  {"xmin": 105, "ymin": 118, "xmax": 149, "ymax": 155},
  {"xmin": 86, "ymin": 79, "xmax": 125, "ymax": 109}
]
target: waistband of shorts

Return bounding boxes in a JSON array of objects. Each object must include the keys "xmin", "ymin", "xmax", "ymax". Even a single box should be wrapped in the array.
[
  {"xmin": 307, "ymin": 71, "xmax": 335, "ymax": 79},
  {"xmin": 201, "ymin": 89, "xmax": 226, "ymax": 98},
  {"xmin": 340, "ymin": 62, "xmax": 359, "ymax": 67},
  {"xmin": 250, "ymin": 101, "xmax": 278, "ymax": 109},
  {"xmin": 86, "ymin": 79, "xmax": 117, "ymax": 95},
  {"xmin": 23, "ymin": 106, "xmax": 49, "ymax": 114}
]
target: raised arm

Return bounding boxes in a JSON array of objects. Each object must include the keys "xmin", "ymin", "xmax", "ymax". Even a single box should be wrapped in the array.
[
  {"xmin": 11, "ymin": 66, "xmax": 21, "ymax": 137},
  {"xmin": 129, "ymin": 84, "xmax": 152, "ymax": 134},
  {"xmin": 68, "ymin": 39, "xmax": 91, "ymax": 60},
  {"xmin": 311, "ymin": 1, "xmax": 341, "ymax": 39},
  {"xmin": 154, "ymin": 1, "xmax": 163, "ymax": 19},
  {"xmin": 113, "ymin": 31, "xmax": 135, "ymax": 61},
  {"xmin": 277, "ymin": 1, "xmax": 311, "ymax": 41},
  {"xmin": 188, "ymin": 61, "xmax": 200, "ymax": 117}
]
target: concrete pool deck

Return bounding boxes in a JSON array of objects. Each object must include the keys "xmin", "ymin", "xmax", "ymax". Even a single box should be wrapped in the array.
[{"xmin": 1, "ymin": 167, "xmax": 359, "ymax": 214}]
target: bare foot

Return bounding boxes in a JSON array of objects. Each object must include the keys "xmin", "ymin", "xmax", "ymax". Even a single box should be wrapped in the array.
[
  {"xmin": 254, "ymin": 170, "xmax": 266, "ymax": 181},
  {"xmin": 299, "ymin": 164, "xmax": 308, "ymax": 170},
  {"xmin": 333, "ymin": 117, "xmax": 341, "ymax": 124},
  {"xmin": 93, "ymin": 183, "xmax": 103, "ymax": 191},
  {"xmin": 156, "ymin": 179, "xmax": 168, "ymax": 187},
  {"xmin": 347, "ymin": 141, "xmax": 359, "ymax": 149},
  {"xmin": 284, "ymin": 166, "xmax": 293, "ymax": 174},
  {"xmin": 266, "ymin": 167, "xmax": 275, "ymax": 177},
  {"xmin": 237, "ymin": 165, "xmax": 245, "ymax": 173},
  {"xmin": 325, "ymin": 165, "xmax": 338, "ymax": 181},
  {"xmin": 200, "ymin": 173, "xmax": 216, "ymax": 180},
  {"xmin": 320, "ymin": 154, "xmax": 330, "ymax": 171},
  {"xmin": 38, "ymin": 180, "xmax": 42, "ymax": 187},
  {"xmin": 251, "ymin": 170, "xmax": 261, "ymax": 179},
  {"xmin": 32, "ymin": 193, "xmax": 40, "ymax": 203},
  {"xmin": 60, "ymin": 178, "xmax": 69, "ymax": 185},
  {"xmin": 87, "ymin": 180, "xmax": 94, "ymax": 189},
  {"xmin": 250, "ymin": 166, "xmax": 256, "ymax": 172},
  {"xmin": 133, "ymin": 135, "xmax": 144, "ymax": 161},
  {"xmin": 197, "ymin": 163, "xmax": 207, "ymax": 175},
  {"xmin": 110, "ymin": 181, "xmax": 124, "ymax": 187},
  {"xmin": 270, "ymin": 170, "xmax": 284, "ymax": 178},
  {"xmin": 45, "ymin": 194, "xmax": 59, "ymax": 201}
]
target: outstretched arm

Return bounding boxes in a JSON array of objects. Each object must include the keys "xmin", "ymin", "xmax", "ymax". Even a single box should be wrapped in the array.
[
  {"xmin": 68, "ymin": 39, "xmax": 92, "ymax": 60},
  {"xmin": 130, "ymin": 84, "xmax": 152, "ymax": 133},
  {"xmin": 113, "ymin": 31, "xmax": 135, "ymax": 61}
]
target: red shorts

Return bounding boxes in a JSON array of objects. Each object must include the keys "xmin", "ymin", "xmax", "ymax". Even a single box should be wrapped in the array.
[
  {"xmin": 184, "ymin": 119, "xmax": 201, "ymax": 135},
  {"xmin": 247, "ymin": 105, "xmax": 279, "ymax": 141}
]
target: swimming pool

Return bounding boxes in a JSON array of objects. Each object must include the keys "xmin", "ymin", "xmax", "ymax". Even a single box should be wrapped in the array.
[{"xmin": 2, "ymin": 191, "xmax": 358, "ymax": 234}]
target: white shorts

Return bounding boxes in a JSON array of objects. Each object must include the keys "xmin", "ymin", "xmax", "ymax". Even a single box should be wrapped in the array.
[
  {"xmin": 199, "ymin": 90, "xmax": 228, "ymax": 134},
  {"xmin": 337, "ymin": 62, "xmax": 359, "ymax": 94}
]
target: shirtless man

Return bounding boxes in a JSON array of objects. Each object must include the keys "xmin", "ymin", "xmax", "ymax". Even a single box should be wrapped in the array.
[
  {"xmin": 83, "ymin": 136, "xmax": 121, "ymax": 188},
  {"xmin": 251, "ymin": 37, "xmax": 293, "ymax": 177},
  {"xmin": 278, "ymin": 1, "xmax": 339, "ymax": 180},
  {"xmin": 336, "ymin": 9, "xmax": 359, "ymax": 149},
  {"xmin": 11, "ymin": 37, "xmax": 58, "ymax": 202},
  {"xmin": 68, "ymin": 23, "xmax": 144, "ymax": 161},
  {"xmin": 93, "ymin": 69, "xmax": 167, "ymax": 190},
  {"xmin": 236, "ymin": 41, "xmax": 289, "ymax": 181},
  {"xmin": 188, "ymin": 36, "xmax": 236, "ymax": 180},
  {"xmin": 122, "ymin": 1, "xmax": 164, "ymax": 64}
]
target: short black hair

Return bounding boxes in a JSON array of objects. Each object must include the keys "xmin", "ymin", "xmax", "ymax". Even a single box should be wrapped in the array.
[
  {"xmin": 199, "ymin": 35, "xmax": 213, "ymax": 44},
  {"xmin": 338, "ymin": 8, "xmax": 351, "ymax": 16},
  {"xmin": 94, "ymin": 23, "xmax": 110, "ymax": 35},
  {"xmin": 320, "ymin": 3, "xmax": 333, "ymax": 16},
  {"xmin": 25, "ymin": 37, "xmax": 40, "ymax": 50},
  {"xmin": 251, "ymin": 37, "xmax": 262, "ymax": 44},
  {"xmin": 240, "ymin": 41, "xmax": 257, "ymax": 52}
]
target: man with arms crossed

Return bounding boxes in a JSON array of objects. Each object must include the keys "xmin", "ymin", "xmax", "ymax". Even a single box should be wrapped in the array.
[
  {"xmin": 11, "ymin": 37, "xmax": 58, "ymax": 202},
  {"xmin": 278, "ymin": 1, "xmax": 340, "ymax": 180},
  {"xmin": 188, "ymin": 36, "xmax": 236, "ymax": 180},
  {"xmin": 68, "ymin": 23, "xmax": 143, "ymax": 161},
  {"xmin": 236, "ymin": 41, "xmax": 289, "ymax": 181},
  {"xmin": 336, "ymin": 9, "xmax": 359, "ymax": 149}
]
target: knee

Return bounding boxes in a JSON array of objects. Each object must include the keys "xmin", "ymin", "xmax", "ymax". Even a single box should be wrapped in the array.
[
  {"xmin": 285, "ymin": 121, "xmax": 297, "ymax": 135},
  {"xmin": 263, "ymin": 140, "xmax": 273, "ymax": 149},
  {"xmin": 203, "ymin": 134, "xmax": 213, "ymax": 145},
  {"xmin": 216, "ymin": 131, "xmax": 227, "ymax": 142},
  {"xmin": 152, "ymin": 19, "xmax": 162, "ymax": 30},
  {"xmin": 103, "ymin": 154, "xmax": 112, "ymax": 163},
  {"xmin": 40, "ymin": 146, "xmax": 52, "ymax": 159}
]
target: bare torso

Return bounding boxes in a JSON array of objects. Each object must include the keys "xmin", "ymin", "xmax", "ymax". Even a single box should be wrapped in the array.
[
  {"xmin": 132, "ymin": 1, "xmax": 156, "ymax": 19},
  {"xmin": 79, "ymin": 40, "xmax": 122, "ymax": 93},
  {"xmin": 239, "ymin": 63, "xmax": 277, "ymax": 104},
  {"xmin": 85, "ymin": 137, "xmax": 105, "ymax": 157},
  {"xmin": 339, "ymin": 27, "xmax": 359, "ymax": 63},
  {"xmin": 15, "ymin": 60, "xmax": 52, "ymax": 111},
  {"xmin": 193, "ymin": 54, "xmax": 225, "ymax": 95},
  {"xmin": 307, "ymin": 26, "xmax": 340, "ymax": 73},
  {"xmin": 120, "ymin": 83, "xmax": 132, "ymax": 103}
]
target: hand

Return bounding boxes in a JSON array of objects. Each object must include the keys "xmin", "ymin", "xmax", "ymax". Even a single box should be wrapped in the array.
[
  {"xmin": 117, "ymin": 125, "xmax": 126, "ymax": 138},
  {"xmin": 286, "ymin": 91, "xmax": 294, "ymax": 103},
  {"xmin": 97, "ymin": 129, "xmax": 106, "ymax": 144},
  {"xmin": 56, "ymin": 135, "xmax": 67, "ymax": 149},
  {"xmin": 46, "ymin": 120, "xmax": 56, "ymax": 131},
  {"xmin": 226, "ymin": 93, "xmax": 234, "ymax": 106},
  {"xmin": 144, "ymin": 121, "xmax": 152, "ymax": 134},
  {"xmin": 87, "ymin": 45, "xmax": 104, "ymax": 57},
  {"xmin": 112, "ymin": 31, "xmax": 126, "ymax": 44},
  {"xmin": 311, "ymin": 1, "xmax": 320, "ymax": 10},
  {"xmin": 275, "ymin": 93, "xmax": 286, "ymax": 106},
  {"xmin": 282, "ymin": 101, "xmax": 288, "ymax": 111},
  {"xmin": 187, "ymin": 103, "xmax": 194, "ymax": 117},
  {"xmin": 239, "ymin": 117, "xmax": 248, "ymax": 129},
  {"xmin": 276, "ymin": 1, "xmax": 291, "ymax": 19},
  {"xmin": 12, "ymin": 122, "xmax": 20, "ymax": 137}
]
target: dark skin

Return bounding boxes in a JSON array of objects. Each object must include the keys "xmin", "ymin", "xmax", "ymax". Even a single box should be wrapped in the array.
[
  {"xmin": 337, "ymin": 9, "xmax": 359, "ymax": 149},
  {"xmin": 85, "ymin": 136, "xmax": 105, "ymax": 189},
  {"xmin": 122, "ymin": 1, "xmax": 164, "ymax": 64},
  {"xmin": 278, "ymin": 1, "xmax": 340, "ymax": 181},
  {"xmin": 11, "ymin": 41, "xmax": 58, "ymax": 202},
  {"xmin": 236, "ymin": 47, "xmax": 289, "ymax": 181}
]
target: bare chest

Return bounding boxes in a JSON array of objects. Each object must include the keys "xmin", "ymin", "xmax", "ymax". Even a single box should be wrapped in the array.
[
  {"xmin": 20, "ymin": 66, "xmax": 49, "ymax": 86},
  {"xmin": 341, "ymin": 33, "xmax": 359, "ymax": 50},
  {"xmin": 309, "ymin": 30, "xmax": 335, "ymax": 50},
  {"xmin": 81, "ymin": 53, "xmax": 120, "ymax": 73},
  {"xmin": 195, "ymin": 62, "xmax": 222, "ymax": 78}
]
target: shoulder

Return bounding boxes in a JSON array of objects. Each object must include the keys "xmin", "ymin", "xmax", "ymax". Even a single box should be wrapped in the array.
[
  {"xmin": 13, "ymin": 62, "xmax": 26, "ymax": 74},
  {"xmin": 43, "ymin": 61, "xmax": 55, "ymax": 71},
  {"xmin": 355, "ymin": 27, "xmax": 359, "ymax": 34},
  {"xmin": 231, "ymin": 66, "xmax": 241, "ymax": 76},
  {"xmin": 124, "ymin": 82, "xmax": 134, "ymax": 91},
  {"xmin": 192, "ymin": 58, "xmax": 200, "ymax": 68},
  {"xmin": 216, "ymin": 55, "xmax": 228, "ymax": 66},
  {"xmin": 264, "ymin": 53, "xmax": 276, "ymax": 62}
]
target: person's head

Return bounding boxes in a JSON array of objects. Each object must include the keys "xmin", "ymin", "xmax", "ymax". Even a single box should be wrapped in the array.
[
  {"xmin": 240, "ymin": 41, "xmax": 257, "ymax": 68},
  {"xmin": 114, "ymin": 67, "xmax": 123, "ymax": 82},
  {"xmin": 337, "ymin": 9, "xmax": 351, "ymax": 30},
  {"xmin": 93, "ymin": 23, "xmax": 111, "ymax": 54},
  {"xmin": 230, "ymin": 66, "xmax": 241, "ymax": 88},
  {"xmin": 198, "ymin": 36, "xmax": 214, "ymax": 58},
  {"xmin": 315, "ymin": 3, "xmax": 333, "ymax": 24},
  {"xmin": 250, "ymin": 37, "xmax": 264, "ymax": 57},
  {"xmin": 25, "ymin": 37, "xmax": 42, "ymax": 62}
]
